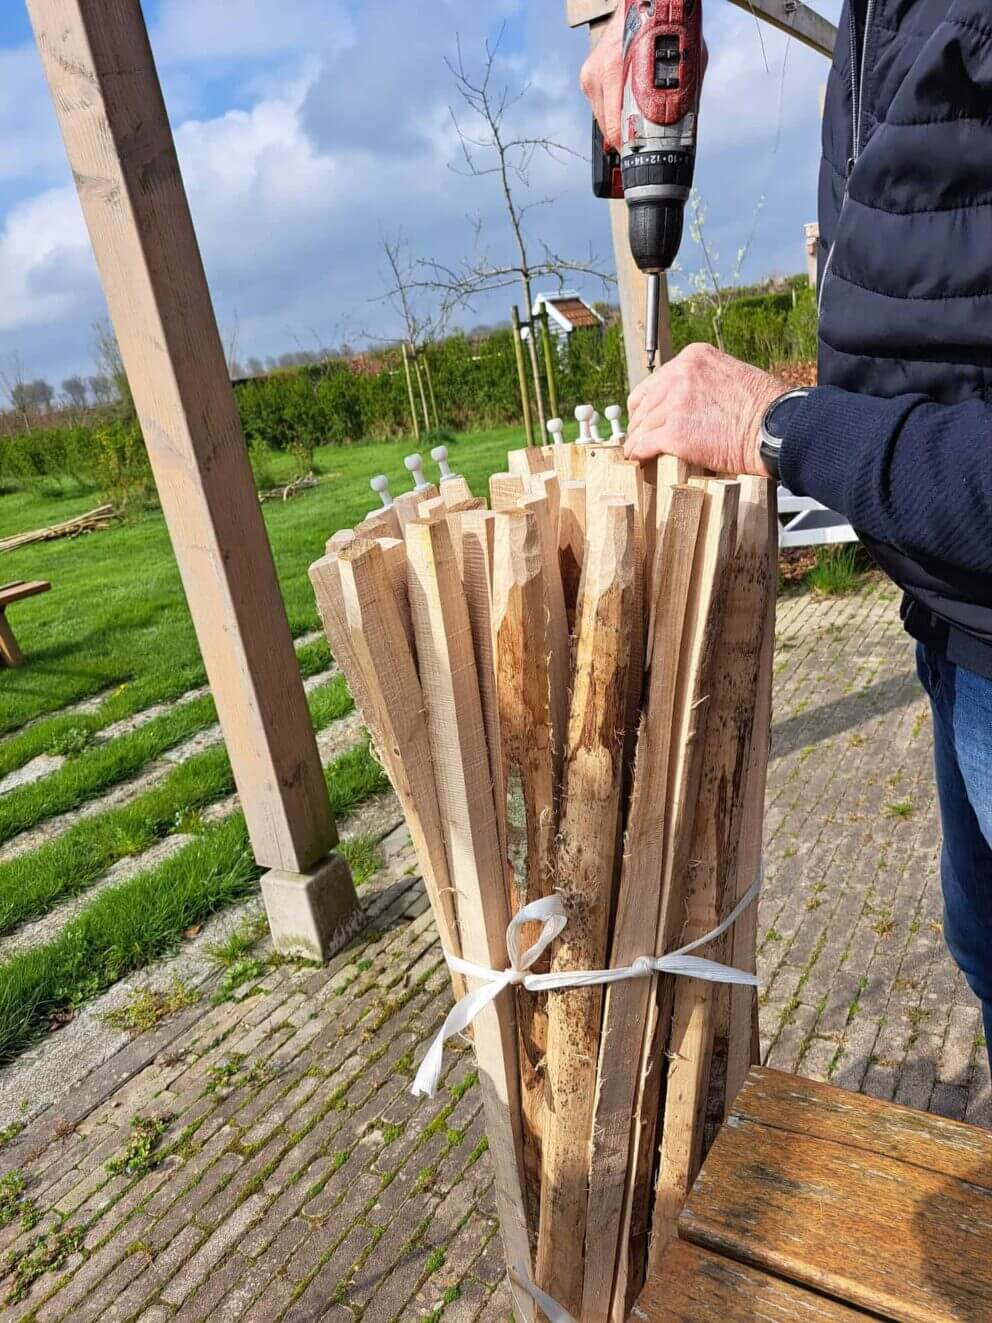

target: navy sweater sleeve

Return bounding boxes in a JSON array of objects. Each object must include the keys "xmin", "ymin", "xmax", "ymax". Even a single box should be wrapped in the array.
[{"xmin": 780, "ymin": 386, "xmax": 992, "ymax": 577}]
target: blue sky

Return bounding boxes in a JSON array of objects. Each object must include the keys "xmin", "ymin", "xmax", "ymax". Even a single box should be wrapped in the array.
[{"xmin": 0, "ymin": 1, "xmax": 841, "ymax": 391}]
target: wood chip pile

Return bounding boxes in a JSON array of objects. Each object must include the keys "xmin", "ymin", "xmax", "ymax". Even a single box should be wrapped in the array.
[{"xmin": 309, "ymin": 434, "xmax": 776, "ymax": 1322}]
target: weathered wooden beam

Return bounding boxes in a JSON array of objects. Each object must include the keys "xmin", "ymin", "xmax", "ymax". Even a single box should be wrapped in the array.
[
  {"xmin": 536, "ymin": 496, "xmax": 636, "ymax": 1315},
  {"xmin": 27, "ymin": 2, "xmax": 343, "ymax": 892}
]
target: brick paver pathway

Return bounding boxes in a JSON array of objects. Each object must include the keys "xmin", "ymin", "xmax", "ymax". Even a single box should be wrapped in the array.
[{"xmin": 0, "ymin": 580, "xmax": 985, "ymax": 1321}]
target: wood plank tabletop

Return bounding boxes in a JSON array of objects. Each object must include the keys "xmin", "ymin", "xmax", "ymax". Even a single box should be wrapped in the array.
[{"xmin": 661, "ymin": 1066, "xmax": 992, "ymax": 1323}]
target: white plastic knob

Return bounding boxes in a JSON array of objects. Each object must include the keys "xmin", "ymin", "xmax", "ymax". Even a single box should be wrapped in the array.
[
  {"xmin": 574, "ymin": 404, "xmax": 594, "ymax": 444},
  {"xmin": 605, "ymin": 405, "xmax": 625, "ymax": 441},
  {"xmin": 431, "ymin": 445, "xmax": 455, "ymax": 482},
  {"xmin": 589, "ymin": 410, "xmax": 604, "ymax": 443},
  {"xmin": 370, "ymin": 474, "xmax": 393, "ymax": 508},
  {"xmin": 546, "ymin": 417, "xmax": 565, "ymax": 446},
  {"xmin": 404, "ymin": 453, "xmax": 430, "ymax": 492}
]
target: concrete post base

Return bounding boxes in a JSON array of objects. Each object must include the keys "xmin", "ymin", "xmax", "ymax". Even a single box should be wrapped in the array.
[{"xmin": 261, "ymin": 851, "xmax": 364, "ymax": 963}]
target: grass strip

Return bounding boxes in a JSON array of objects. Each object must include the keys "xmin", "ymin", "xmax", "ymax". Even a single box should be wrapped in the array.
[
  {"xmin": 0, "ymin": 738, "xmax": 390, "ymax": 1064},
  {"xmin": 0, "ymin": 644, "xmax": 339, "ymax": 847},
  {"xmin": 0, "ymin": 675, "xmax": 356, "ymax": 936},
  {"xmin": 0, "ymin": 637, "xmax": 332, "ymax": 783}
]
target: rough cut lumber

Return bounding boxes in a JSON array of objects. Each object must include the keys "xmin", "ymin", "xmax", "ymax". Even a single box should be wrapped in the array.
[
  {"xmin": 375, "ymin": 536, "xmax": 415, "ymax": 656},
  {"xmin": 580, "ymin": 485, "xmax": 704, "ymax": 1322},
  {"xmin": 461, "ymin": 510, "xmax": 508, "ymax": 870},
  {"xmin": 650, "ymin": 479, "xmax": 767, "ymax": 1282},
  {"xmin": 404, "ymin": 518, "xmax": 534, "ymax": 1320},
  {"xmin": 442, "ymin": 499, "xmax": 487, "ymax": 581},
  {"xmin": 491, "ymin": 507, "xmax": 560, "ymax": 1219},
  {"xmin": 507, "ymin": 446, "xmax": 552, "ymax": 483},
  {"xmin": 440, "ymin": 476, "xmax": 475, "ymax": 507},
  {"xmin": 680, "ymin": 1069, "xmax": 992, "ymax": 1323},
  {"xmin": 531, "ymin": 470, "xmax": 561, "ymax": 542},
  {"xmin": 536, "ymin": 497, "xmax": 636, "ymax": 1316},
  {"xmin": 325, "ymin": 541, "xmax": 464, "ymax": 1002},
  {"xmin": 490, "ymin": 472, "xmax": 527, "ymax": 511},
  {"xmin": 518, "ymin": 494, "xmax": 570, "ymax": 764},
  {"xmin": 29, "ymin": 0, "xmax": 336, "ymax": 874},
  {"xmin": 558, "ymin": 480, "xmax": 586, "ymax": 627},
  {"xmin": 617, "ymin": 481, "xmax": 740, "ymax": 1316},
  {"xmin": 355, "ymin": 506, "xmax": 401, "ymax": 540},
  {"xmin": 418, "ymin": 495, "xmax": 447, "ymax": 521},
  {"xmin": 551, "ymin": 442, "xmax": 585, "ymax": 484},
  {"xmin": 393, "ymin": 487, "xmax": 436, "ymax": 532},
  {"xmin": 722, "ymin": 480, "xmax": 777, "ymax": 1115},
  {"xmin": 326, "ymin": 529, "xmax": 356, "ymax": 555}
]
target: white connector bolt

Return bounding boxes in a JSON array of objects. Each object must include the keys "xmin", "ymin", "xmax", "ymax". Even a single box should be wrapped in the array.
[
  {"xmin": 546, "ymin": 417, "xmax": 565, "ymax": 446},
  {"xmin": 431, "ymin": 445, "xmax": 455, "ymax": 483},
  {"xmin": 370, "ymin": 474, "xmax": 393, "ymax": 508},
  {"xmin": 404, "ymin": 453, "xmax": 431, "ymax": 491},
  {"xmin": 589, "ymin": 410, "xmax": 604, "ymax": 443},
  {"xmin": 575, "ymin": 404, "xmax": 594, "ymax": 444},
  {"xmin": 605, "ymin": 405, "xmax": 625, "ymax": 442}
]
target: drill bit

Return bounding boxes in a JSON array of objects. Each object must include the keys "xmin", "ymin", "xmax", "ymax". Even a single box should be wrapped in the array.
[{"xmin": 645, "ymin": 273, "xmax": 661, "ymax": 372}]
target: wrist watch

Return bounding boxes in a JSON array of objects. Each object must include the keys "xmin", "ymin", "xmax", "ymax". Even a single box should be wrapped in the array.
[{"xmin": 759, "ymin": 388, "xmax": 809, "ymax": 482}]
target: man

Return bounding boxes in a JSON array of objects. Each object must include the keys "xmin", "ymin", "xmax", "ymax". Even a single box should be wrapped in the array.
[{"xmin": 582, "ymin": 2, "xmax": 992, "ymax": 1063}]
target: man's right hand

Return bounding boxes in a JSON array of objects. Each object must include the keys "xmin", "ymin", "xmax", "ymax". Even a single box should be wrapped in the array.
[{"xmin": 580, "ymin": 3, "xmax": 626, "ymax": 151}]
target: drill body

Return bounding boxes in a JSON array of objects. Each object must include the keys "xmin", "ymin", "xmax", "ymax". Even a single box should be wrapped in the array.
[{"xmin": 594, "ymin": 0, "xmax": 703, "ymax": 368}]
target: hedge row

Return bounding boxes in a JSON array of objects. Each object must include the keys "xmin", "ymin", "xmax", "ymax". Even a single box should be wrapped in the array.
[{"xmin": 0, "ymin": 285, "xmax": 817, "ymax": 500}]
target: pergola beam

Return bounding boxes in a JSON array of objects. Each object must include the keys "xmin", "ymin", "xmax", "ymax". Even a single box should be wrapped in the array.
[
  {"xmin": 27, "ymin": 0, "xmax": 361, "ymax": 961},
  {"xmin": 567, "ymin": 0, "xmax": 837, "ymax": 59}
]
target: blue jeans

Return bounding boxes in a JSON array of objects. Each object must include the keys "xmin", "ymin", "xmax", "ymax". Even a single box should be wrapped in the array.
[{"xmin": 916, "ymin": 645, "xmax": 992, "ymax": 1069}]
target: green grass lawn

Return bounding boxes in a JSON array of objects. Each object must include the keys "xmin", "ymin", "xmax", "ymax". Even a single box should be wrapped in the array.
[{"xmin": 0, "ymin": 426, "xmax": 526, "ymax": 736}]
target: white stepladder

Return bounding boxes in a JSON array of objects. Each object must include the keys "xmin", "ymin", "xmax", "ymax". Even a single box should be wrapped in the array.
[{"xmin": 777, "ymin": 488, "xmax": 858, "ymax": 548}]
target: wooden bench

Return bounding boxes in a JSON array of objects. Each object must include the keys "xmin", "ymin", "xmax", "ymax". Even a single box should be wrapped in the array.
[
  {"xmin": 637, "ymin": 1065, "xmax": 992, "ymax": 1321},
  {"xmin": 0, "ymin": 580, "xmax": 51, "ymax": 667}
]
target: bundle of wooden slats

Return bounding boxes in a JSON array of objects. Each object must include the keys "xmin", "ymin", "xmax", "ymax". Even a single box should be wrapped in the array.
[
  {"xmin": 0, "ymin": 504, "xmax": 116, "ymax": 554},
  {"xmin": 309, "ymin": 437, "xmax": 776, "ymax": 1322}
]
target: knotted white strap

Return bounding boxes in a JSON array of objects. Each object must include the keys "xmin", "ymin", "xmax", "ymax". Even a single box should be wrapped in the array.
[
  {"xmin": 510, "ymin": 1268, "xmax": 578, "ymax": 1323},
  {"xmin": 412, "ymin": 878, "xmax": 761, "ymax": 1098}
]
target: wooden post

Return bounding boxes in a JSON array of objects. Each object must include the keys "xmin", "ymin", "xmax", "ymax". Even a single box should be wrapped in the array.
[
  {"xmin": 422, "ymin": 348, "xmax": 441, "ymax": 429},
  {"xmin": 539, "ymin": 305, "xmax": 560, "ymax": 418},
  {"xmin": 401, "ymin": 342, "xmax": 421, "ymax": 441},
  {"xmin": 27, "ymin": 0, "xmax": 359, "ymax": 958},
  {"xmin": 511, "ymin": 305, "xmax": 536, "ymax": 447},
  {"xmin": 537, "ymin": 496, "xmax": 636, "ymax": 1316}
]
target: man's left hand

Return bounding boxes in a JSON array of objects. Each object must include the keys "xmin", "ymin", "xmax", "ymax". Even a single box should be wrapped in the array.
[{"xmin": 624, "ymin": 342, "xmax": 786, "ymax": 477}]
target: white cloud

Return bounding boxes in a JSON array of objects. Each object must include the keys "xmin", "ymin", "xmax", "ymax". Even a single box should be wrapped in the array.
[
  {"xmin": 151, "ymin": 0, "xmax": 354, "ymax": 64},
  {"xmin": 0, "ymin": 186, "xmax": 89, "ymax": 332}
]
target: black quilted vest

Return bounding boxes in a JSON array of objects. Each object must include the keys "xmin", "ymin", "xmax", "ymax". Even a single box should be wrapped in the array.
[{"xmin": 817, "ymin": 0, "xmax": 992, "ymax": 671}]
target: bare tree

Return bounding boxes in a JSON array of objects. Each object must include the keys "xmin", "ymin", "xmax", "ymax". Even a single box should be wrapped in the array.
[
  {"xmin": 1, "ymin": 354, "xmax": 32, "ymax": 432},
  {"xmin": 410, "ymin": 29, "xmax": 612, "ymax": 431},
  {"xmin": 374, "ymin": 235, "xmax": 447, "ymax": 431},
  {"xmin": 678, "ymin": 189, "xmax": 766, "ymax": 350},
  {"xmin": 93, "ymin": 317, "xmax": 133, "ymax": 412},
  {"xmin": 62, "ymin": 375, "xmax": 89, "ymax": 409},
  {"xmin": 88, "ymin": 373, "xmax": 114, "ymax": 407}
]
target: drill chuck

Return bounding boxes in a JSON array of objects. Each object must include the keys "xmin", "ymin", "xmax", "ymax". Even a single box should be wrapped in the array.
[{"xmin": 627, "ymin": 198, "xmax": 686, "ymax": 276}]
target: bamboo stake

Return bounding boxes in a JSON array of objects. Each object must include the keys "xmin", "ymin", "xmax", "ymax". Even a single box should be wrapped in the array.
[
  {"xmin": 491, "ymin": 506, "xmax": 560, "ymax": 1220},
  {"xmin": 579, "ymin": 485, "xmax": 704, "ymax": 1321},
  {"xmin": 404, "ymin": 518, "xmax": 534, "ymax": 1319},
  {"xmin": 490, "ymin": 472, "xmax": 527, "ymax": 511},
  {"xmin": 613, "ymin": 481, "xmax": 741, "ymax": 1318},
  {"xmin": 401, "ymin": 343, "xmax": 420, "ymax": 442},
  {"xmin": 725, "ymin": 479, "xmax": 778, "ymax": 1112},
  {"xmin": 536, "ymin": 496, "xmax": 636, "ymax": 1316},
  {"xmin": 539, "ymin": 306, "xmax": 559, "ymax": 419},
  {"xmin": 413, "ymin": 346, "xmax": 431, "ymax": 433},
  {"xmin": 511, "ymin": 305, "xmax": 536, "ymax": 447},
  {"xmin": 422, "ymin": 348, "xmax": 440, "ymax": 429}
]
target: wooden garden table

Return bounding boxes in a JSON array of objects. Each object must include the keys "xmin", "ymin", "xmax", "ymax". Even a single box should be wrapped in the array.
[{"xmin": 636, "ymin": 1065, "xmax": 992, "ymax": 1321}]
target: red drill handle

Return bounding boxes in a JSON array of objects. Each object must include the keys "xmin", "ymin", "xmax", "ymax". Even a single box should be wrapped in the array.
[{"xmin": 622, "ymin": 0, "xmax": 703, "ymax": 147}]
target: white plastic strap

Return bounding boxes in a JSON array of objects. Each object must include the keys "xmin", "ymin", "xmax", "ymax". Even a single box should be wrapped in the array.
[
  {"xmin": 509, "ymin": 1268, "xmax": 578, "ymax": 1323},
  {"xmin": 412, "ymin": 878, "xmax": 761, "ymax": 1099}
]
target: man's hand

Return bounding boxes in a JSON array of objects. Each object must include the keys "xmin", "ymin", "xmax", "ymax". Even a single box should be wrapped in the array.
[
  {"xmin": 580, "ymin": 4, "xmax": 625, "ymax": 150},
  {"xmin": 624, "ymin": 342, "xmax": 785, "ymax": 476}
]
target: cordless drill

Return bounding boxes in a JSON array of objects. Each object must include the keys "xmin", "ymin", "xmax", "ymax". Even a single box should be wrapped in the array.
[{"xmin": 593, "ymin": 0, "xmax": 703, "ymax": 370}]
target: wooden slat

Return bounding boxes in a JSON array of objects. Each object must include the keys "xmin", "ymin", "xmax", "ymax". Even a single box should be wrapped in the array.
[
  {"xmin": 733, "ymin": 1067, "xmax": 992, "ymax": 1190},
  {"xmin": 507, "ymin": 447, "xmax": 552, "ymax": 483},
  {"xmin": 355, "ymin": 507, "xmax": 401, "ymax": 540},
  {"xmin": 637, "ymin": 1239, "xmax": 872, "ymax": 1322},
  {"xmin": 313, "ymin": 543, "xmax": 464, "ymax": 1003},
  {"xmin": 393, "ymin": 487, "xmax": 436, "ymax": 533},
  {"xmin": 724, "ymin": 481, "xmax": 778, "ymax": 1112},
  {"xmin": 0, "ymin": 580, "xmax": 50, "ymax": 607},
  {"xmin": 28, "ymin": 0, "xmax": 335, "ymax": 874},
  {"xmin": 518, "ymin": 493, "xmax": 570, "ymax": 760},
  {"xmin": 680, "ymin": 1092, "xmax": 992, "ymax": 1323},
  {"xmin": 404, "ymin": 517, "xmax": 534, "ymax": 1320},
  {"xmin": 581, "ymin": 485, "xmax": 704, "ymax": 1322},
  {"xmin": 536, "ymin": 496, "xmax": 636, "ymax": 1315},
  {"xmin": 491, "ymin": 507, "xmax": 559, "ymax": 1219},
  {"xmin": 490, "ymin": 472, "xmax": 527, "ymax": 511},
  {"xmin": 0, "ymin": 614, "xmax": 25, "ymax": 667},
  {"xmin": 440, "ymin": 476, "xmax": 475, "ymax": 507},
  {"xmin": 571, "ymin": 0, "xmax": 838, "ymax": 59},
  {"xmin": 558, "ymin": 479, "xmax": 586, "ymax": 628}
]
